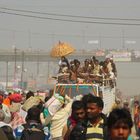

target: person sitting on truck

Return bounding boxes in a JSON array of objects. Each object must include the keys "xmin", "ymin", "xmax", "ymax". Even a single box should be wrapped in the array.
[
  {"xmin": 82, "ymin": 59, "xmax": 91, "ymax": 73},
  {"xmin": 76, "ymin": 59, "xmax": 90, "ymax": 82},
  {"xmin": 89, "ymin": 59, "xmax": 103, "ymax": 84},
  {"xmin": 58, "ymin": 56, "xmax": 70, "ymax": 73},
  {"xmin": 91, "ymin": 59, "xmax": 101, "ymax": 75},
  {"xmin": 69, "ymin": 60, "xmax": 78, "ymax": 83},
  {"xmin": 110, "ymin": 58, "xmax": 117, "ymax": 78},
  {"xmin": 101, "ymin": 61, "xmax": 110, "ymax": 78},
  {"xmin": 105, "ymin": 58, "xmax": 113, "ymax": 73}
]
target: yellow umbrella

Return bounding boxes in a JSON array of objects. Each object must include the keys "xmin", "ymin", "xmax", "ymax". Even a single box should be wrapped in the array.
[{"xmin": 51, "ymin": 41, "xmax": 75, "ymax": 57}]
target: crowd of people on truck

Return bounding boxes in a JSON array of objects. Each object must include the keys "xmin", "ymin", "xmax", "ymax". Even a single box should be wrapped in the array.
[
  {"xmin": 0, "ymin": 87, "xmax": 139, "ymax": 140},
  {"xmin": 58, "ymin": 56, "xmax": 117, "ymax": 87}
]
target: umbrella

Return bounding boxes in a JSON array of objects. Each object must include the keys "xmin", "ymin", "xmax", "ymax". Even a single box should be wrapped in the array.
[{"xmin": 51, "ymin": 41, "xmax": 75, "ymax": 57}]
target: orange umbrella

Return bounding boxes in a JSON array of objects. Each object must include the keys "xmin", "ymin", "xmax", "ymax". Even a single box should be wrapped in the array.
[{"xmin": 51, "ymin": 41, "xmax": 75, "ymax": 57}]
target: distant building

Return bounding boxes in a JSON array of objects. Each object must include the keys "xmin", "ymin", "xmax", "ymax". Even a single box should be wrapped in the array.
[
  {"xmin": 131, "ymin": 50, "xmax": 140, "ymax": 62},
  {"xmin": 106, "ymin": 50, "xmax": 131, "ymax": 62}
]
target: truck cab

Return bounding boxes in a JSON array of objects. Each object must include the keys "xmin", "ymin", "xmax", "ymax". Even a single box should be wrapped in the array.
[{"xmin": 53, "ymin": 82, "xmax": 115, "ymax": 114}]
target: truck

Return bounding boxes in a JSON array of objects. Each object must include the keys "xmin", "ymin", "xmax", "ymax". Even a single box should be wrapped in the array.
[{"xmin": 53, "ymin": 78, "xmax": 116, "ymax": 114}]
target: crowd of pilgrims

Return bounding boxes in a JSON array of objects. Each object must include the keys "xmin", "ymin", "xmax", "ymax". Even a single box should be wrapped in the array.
[
  {"xmin": 58, "ymin": 56, "xmax": 117, "ymax": 86},
  {"xmin": 0, "ymin": 89, "xmax": 136, "ymax": 140},
  {"xmin": 0, "ymin": 56, "xmax": 137, "ymax": 140}
]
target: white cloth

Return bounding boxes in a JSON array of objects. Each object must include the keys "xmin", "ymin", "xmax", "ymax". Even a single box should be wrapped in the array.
[
  {"xmin": 0, "ymin": 121, "xmax": 12, "ymax": 128},
  {"xmin": 2, "ymin": 104, "xmax": 11, "ymax": 123},
  {"xmin": 50, "ymin": 101, "xmax": 72, "ymax": 138},
  {"xmin": 45, "ymin": 94, "xmax": 64, "ymax": 116},
  {"xmin": 0, "ymin": 121, "xmax": 15, "ymax": 137},
  {"xmin": 19, "ymin": 106, "xmax": 27, "ymax": 120},
  {"xmin": 107, "ymin": 62, "xmax": 113, "ymax": 72}
]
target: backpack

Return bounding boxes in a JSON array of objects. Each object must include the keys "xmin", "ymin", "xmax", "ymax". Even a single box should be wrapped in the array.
[
  {"xmin": 69, "ymin": 121, "xmax": 87, "ymax": 140},
  {"xmin": 20, "ymin": 123, "xmax": 45, "ymax": 140}
]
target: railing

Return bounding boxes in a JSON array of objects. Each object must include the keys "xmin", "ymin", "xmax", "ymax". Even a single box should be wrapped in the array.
[{"xmin": 103, "ymin": 77, "xmax": 116, "ymax": 88}]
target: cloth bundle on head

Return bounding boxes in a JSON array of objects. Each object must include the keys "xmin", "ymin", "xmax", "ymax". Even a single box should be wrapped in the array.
[
  {"xmin": 44, "ymin": 93, "xmax": 65, "ymax": 116},
  {"xmin": 41, "ymin": 93, "xmax": 65, "ymax": 125},
  {"xmin": 22, "ymin": 96, "xmax": 42, "ymax": 112},
  {"xmin": 9, "ymin": 93, "xmax": 22, "ymax": 103}
]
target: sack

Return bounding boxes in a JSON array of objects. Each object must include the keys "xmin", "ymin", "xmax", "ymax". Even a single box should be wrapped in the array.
[
  {"xmin": 44, "ymin": 93, "xmax": 64, "ymax": 116},
  {"xmin": 22, "ymin": 96, "xmax": 41, "ymax": 112},
  {"xmin": 20, "ymin": 123, "xmax": 45, "ymax": 140},
  {"xmin": 69, "ymin": 121, "xmax": 87, "ymax": 140}
]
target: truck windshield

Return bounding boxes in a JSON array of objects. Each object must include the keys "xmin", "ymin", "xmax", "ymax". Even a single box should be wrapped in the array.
[{"xmin": 55, "ymin": 84, "xmax": 98, "ymax": 98}]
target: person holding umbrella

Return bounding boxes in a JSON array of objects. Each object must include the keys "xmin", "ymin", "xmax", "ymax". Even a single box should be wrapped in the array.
[{"xmin": 58, "ymin": 56, "xmax": 70, "ymax": 73}]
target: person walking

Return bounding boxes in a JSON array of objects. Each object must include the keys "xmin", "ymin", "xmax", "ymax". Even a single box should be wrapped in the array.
[
  {"xmin": 107, "ymin": 108, "xmax": 133, "ymax": 140},
  {"xmin": 64, "ymin": 100, "xmax": 86, "ymax": 140},
  {"xmin": 82, "ymin": 94, "xmax": 108, "ymax": 140}
]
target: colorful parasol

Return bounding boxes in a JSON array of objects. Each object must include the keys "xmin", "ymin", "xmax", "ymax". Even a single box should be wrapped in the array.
[{"xmin": 50, "ymin": 41, "xmax": 75, "ymax": 57}]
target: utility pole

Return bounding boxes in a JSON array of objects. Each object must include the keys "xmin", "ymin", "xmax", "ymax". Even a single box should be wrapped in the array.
[
  {"xmin": 28, "ymin": 30, "xmax": 32, "ymax": 50},
  {"xmin": 12, "ymin": 30, "xmax": 17, "ymax": 83},
  {"xmin": 47, "ymin": 61, "xmax": 50, "ymax": 83},
  {"xmin": 122, "ymin": 29, "xmax": 125, "ymax": 49},
  {"xmin": 99, "ymin": 33, "xmax": 102, "ymax": 49},
  {"xmin": 21, "ymin": 51, "xmax": 24, "ymax": 89},
  {"xmin": 14, "ymin": 47, "xmax": 17, "ymax": 82},
  {"xmin": 6, "ymin": 61, "xmax": 9, "ymax": 89},
  {"xmin": 82, "ymin": 29, "xmax": 86, "ymax": 49},
  {"xmin": 37, "ymin": 49, "xmax": 40, "ymax": 76}
]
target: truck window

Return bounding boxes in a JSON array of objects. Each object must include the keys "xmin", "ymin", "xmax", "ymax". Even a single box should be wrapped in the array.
[{"xmin": 55, "ymin": 84, "xmax": 98, "ymax": 98}]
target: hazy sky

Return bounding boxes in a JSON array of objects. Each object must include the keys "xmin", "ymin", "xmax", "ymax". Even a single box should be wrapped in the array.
[
  {"xmin": 0, "ymin": 0, "xmax": 140, "ymax": 95},
  {"xmin": 0, "ymin": 0, "xmax": 140, "ymax": 51}
]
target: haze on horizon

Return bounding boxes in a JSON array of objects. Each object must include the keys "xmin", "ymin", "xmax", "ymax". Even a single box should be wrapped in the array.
[{"xmin": 0, "ymin": 0, "xmax": 140, "ymax": 51}]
